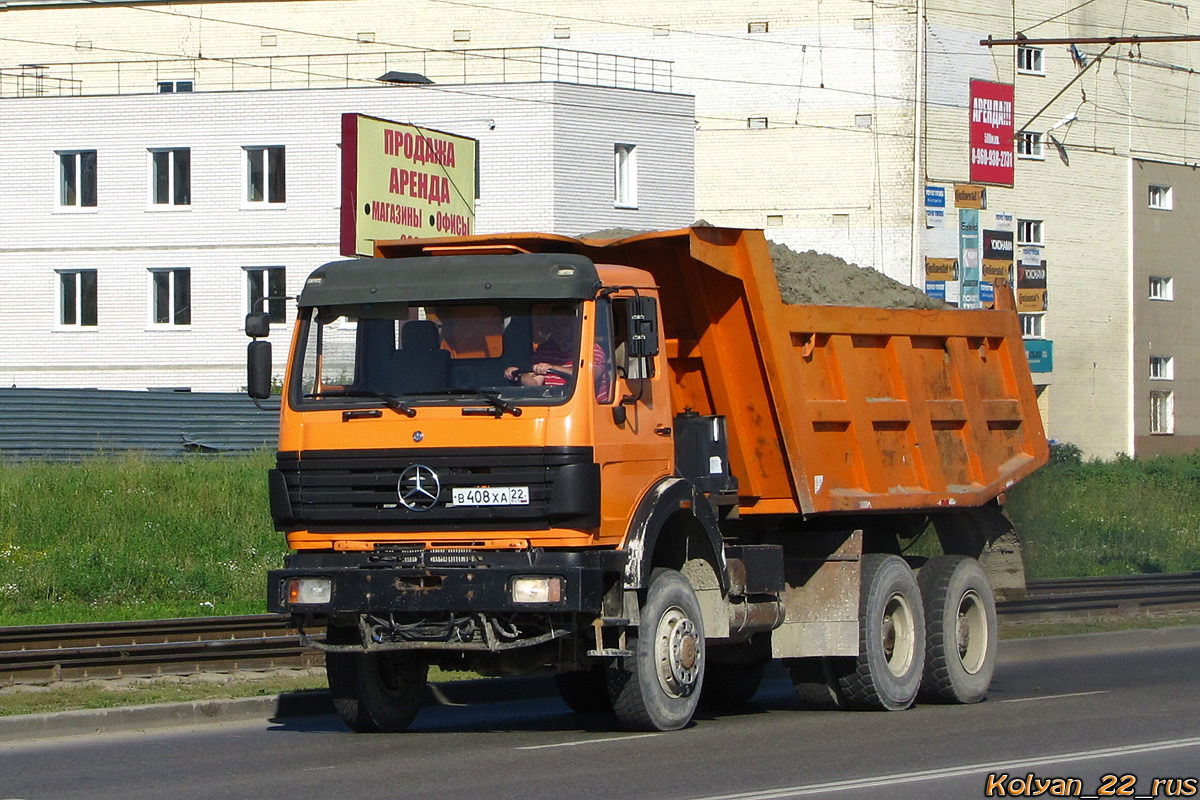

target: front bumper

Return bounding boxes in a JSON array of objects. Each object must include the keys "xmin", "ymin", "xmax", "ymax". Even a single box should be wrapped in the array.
[{"xmin": 268, "ymin": 548, "xmax": 624, "ymax": 617}]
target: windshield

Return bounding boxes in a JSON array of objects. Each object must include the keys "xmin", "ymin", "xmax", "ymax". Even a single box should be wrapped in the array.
[{"xmin": 291, "ymin": 300, "xmax": 583, "ymax": 410}]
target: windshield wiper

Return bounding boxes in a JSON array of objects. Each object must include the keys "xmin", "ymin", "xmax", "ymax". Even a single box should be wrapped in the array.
[
  {"xmin": 427, "ymin": 388, "xmax": 522, "ymax": 417},
  {"xmin": 304, "ymin": 389, "xmax": 417, "ymax": 418}
]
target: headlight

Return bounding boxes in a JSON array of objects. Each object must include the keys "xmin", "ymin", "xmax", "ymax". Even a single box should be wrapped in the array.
[
  {"xmin": 286, "ymin": 577, "xmax": 333, "ymax": 605},
  {"xmin": 511, "ymin": 575, "xmax": 564, "ymax": 604}
]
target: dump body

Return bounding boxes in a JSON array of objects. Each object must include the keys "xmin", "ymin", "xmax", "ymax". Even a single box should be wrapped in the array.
[{"xmin": 374, "ymin": 226, "xmax": 1049, "ymax": 518}]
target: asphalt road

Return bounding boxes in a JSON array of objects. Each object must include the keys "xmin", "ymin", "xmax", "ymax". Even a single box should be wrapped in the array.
[{"xmin": 3, "ymin": 626, "xmax": 1199, "ymax": 800}]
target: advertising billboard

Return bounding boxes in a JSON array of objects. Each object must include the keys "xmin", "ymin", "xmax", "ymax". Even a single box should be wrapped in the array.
[
  {"xmin": 969, "ymin": 80, "xmax": 1015, "ymax": 187},
  {"xmin": 341, "ymin": 113, "xmax": 478, "ymax": 257}
]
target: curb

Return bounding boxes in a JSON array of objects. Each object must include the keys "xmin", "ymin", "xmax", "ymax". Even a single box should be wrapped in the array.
[{"xmin": 0, "ymin": 675, "xmax": 556, "ymax": 744}]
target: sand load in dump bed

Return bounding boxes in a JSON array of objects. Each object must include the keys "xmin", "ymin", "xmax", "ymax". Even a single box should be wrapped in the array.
[{"xmin": 580, "ymin": 227, "xmax": 947, "ymax": 310}]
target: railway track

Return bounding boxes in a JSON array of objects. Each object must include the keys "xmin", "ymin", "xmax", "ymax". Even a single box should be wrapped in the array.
[{"xmin": 2, "ymin": 572, "xmax": 1198, "ymax": 685}]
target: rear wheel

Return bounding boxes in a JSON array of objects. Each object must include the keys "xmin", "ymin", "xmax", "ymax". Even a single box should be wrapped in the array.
[
  {"xmin": 837, "ymin": 554, "xmax": 925, "ymax": 711},
  {"xmin": 917, "ymin": 555, "xmax": 997, "ymax": 704},
  {"xmin": 325, "ymin": 625, "xmax": 428, "ymax": 733},
  {"xmin": 609, "ymin": 568, "xmax": 705, "ymax": 731}
]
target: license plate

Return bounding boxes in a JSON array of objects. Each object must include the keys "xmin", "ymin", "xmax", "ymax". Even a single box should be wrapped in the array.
[{"xmin": 452, "ymin": 486, "xmax": 530, "ymax": 506}]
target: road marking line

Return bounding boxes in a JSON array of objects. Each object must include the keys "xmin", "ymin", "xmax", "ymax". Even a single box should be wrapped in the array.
[
  {"xmin": 517, "ymin": 732, "xmax": 663, "ymax": 750},
  {"xmin": 687, "ymin": 735, "xmax": 1200, "ymax": 800},
  {"xmin": 1001, "ymin": 690, "xmax": 1109, "ymax": 703}
]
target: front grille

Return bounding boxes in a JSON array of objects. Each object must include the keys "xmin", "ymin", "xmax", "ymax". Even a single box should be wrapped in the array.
[{"xmin": 276, "ymin": 447, "xmax": 593, "ymax": 532}]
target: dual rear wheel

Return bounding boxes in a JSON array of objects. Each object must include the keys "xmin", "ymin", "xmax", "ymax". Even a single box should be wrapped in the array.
[{"xmin": 788, "ymin": 553, "xmax": 997, "ymax": 711}]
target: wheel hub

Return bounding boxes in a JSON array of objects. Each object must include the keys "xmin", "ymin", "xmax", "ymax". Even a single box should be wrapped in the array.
[{"xmin": 655, "ymin": 606, "xmax": 701, "ymax": 697}]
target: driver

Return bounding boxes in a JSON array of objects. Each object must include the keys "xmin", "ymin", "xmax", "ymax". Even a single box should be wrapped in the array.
[{"xmin": 504, "ymin": 307, "xmax": 576, "ymax": 387}]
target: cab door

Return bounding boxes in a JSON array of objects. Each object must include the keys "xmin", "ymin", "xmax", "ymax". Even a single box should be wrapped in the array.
[{"xmin": 588, "ymin": 294, "xmax": 674, "ymax": 545}]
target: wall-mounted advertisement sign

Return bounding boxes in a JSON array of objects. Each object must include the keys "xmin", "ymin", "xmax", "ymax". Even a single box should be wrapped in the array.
[
  {"xmin": 1017, "ymin": 256, "xmax": 1047, "ymax": 312},
  {"xmin": 969, "ymin": 80, "xmax": 1015, "ymax": 187},
  {"xmin": 925, "ymin": 185, "xmax": 946, "ymax": 228},
  {"xmin": 959, "ymin": 209, "xmax": 981, "ymax": 309},
  {"xmin": 340, "ymin": 113, "xmax": 478, "ymax": 257},
  {"xmin": 955, "ymin": 184, "xmax": 986, "ymax": 209}
]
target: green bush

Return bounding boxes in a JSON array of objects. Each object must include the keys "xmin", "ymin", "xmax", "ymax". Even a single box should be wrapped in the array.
[
  {"xmin": 2, "ymin": 446, "xmax": 1199, "ymax": 625},
  {"xmin": 0, "ymin": 452, "xmax": 286, "ymax": 626},
  {"xmin": 1006, "ymin": 447, "xmax": 1200, "ymax": 579}
]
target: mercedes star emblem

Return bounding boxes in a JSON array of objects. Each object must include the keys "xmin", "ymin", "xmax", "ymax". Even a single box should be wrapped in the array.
[{"xmin": 397, "ymin": 464, "xmax": 440, "ymax": 511}]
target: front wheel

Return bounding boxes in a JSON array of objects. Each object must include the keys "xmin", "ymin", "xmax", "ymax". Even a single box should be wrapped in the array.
[
  {"xmin": 325, "ymin": 625, "xmax": 429, "ymax": 733},
  {"xmin": 837, "ymin": 554, "xmax": 925, "ymax": 711},
  {"xmin": 917, "ymin": 555, "xmax": 997, "ymax": 704},
  {"xmin": 609, "ymin": 568, "xmax": 705, "ymax": 731}
]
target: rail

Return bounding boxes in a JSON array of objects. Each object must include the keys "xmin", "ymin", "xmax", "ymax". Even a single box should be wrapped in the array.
[
  {"xmin": 0, "ymin": 47, "xmax": 673, "ymax": 98},
  {"xmin": 2, "ymin": 572, "xmax": 1198, "ymax": 685}
]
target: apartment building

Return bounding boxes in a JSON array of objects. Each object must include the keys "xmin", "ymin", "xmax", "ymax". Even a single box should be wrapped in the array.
[{"xmin": 0, "ymin": 77, "xmax": 695, "ymax": 390}]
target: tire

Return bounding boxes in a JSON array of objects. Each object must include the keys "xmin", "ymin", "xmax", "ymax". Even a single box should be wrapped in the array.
[
  {"xmin": 608, "ymin": 568, "xmax": 705, "ymax": 731},
  {"xmin": 701, "ymin": 659, "xmax": 766, "ymax": 709},
  {"xmin": 787, "ymin": 657, "xmax": 849, "ymax": 710},
  {"xmin": 837, "ymin": 553, "xmax": 925, "ymax": 711},
  {"xmin": 325, "ymin": 625, "xmax": 429, "ymax": 733},
  {"xmin": 917, "ymin": 555, "xmax": 997, "ymax": 704},
  {"xmin": 555, "ymin": 665, "xmax": 612, "ymax": 713}
]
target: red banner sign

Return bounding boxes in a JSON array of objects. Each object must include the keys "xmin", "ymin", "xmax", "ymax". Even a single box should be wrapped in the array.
[{"xmin": 969, "ymin": 80, "xmax": 1015, "ymax": 187}]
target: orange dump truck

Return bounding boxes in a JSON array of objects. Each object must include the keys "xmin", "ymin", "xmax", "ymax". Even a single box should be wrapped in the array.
[{"xmin": 248, "ymin": 226, "xmax": 1047, "ymax": 732}]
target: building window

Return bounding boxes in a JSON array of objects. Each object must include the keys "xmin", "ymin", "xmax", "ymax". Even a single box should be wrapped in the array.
[
  {"xmin": 58, "ymin": 269, "xmax": 97, "ymax": 327},
  {"xmin": 1017, "ymin": 131, "xmax": 1044, "ymax": 160},
  {"xmin": 1017, "ymin": 219, "xmax": 1043, "ymax": 246},
  {"xmin": 1149, "ymin": 184, "xmax": 1173, "ymax": 210},
  {"xmin": 57, "ymin": 150, "xmax": 97, "ymax": 208},
  {"xmin": 150, "ymin": 148, "xmax": 190, "ymax": 206},
  {"xmin": 245, "ymin": 146, "xmax": 285, "ymax": 204},
  {"xmin": 1150, "ymin": 355, "xmax": 1174, "ymax": 380},
  {"xmin": 748, "ymin": 21, "xmax": 769, "ymax": 34},
  {"xmin": 855, "ymin": 114, "xmax": 873, "ymax": 128},
  {"xmin": 157, "ymin": 80, "xmax": 193, "ymax": 93},
  {"xmin": 747, "ymin": 117, "xmax": 768, "ymax": 130},
  {"xmin": 1149, "ymin": 275, "xmax": 1174, "ymax": 301},
  {"xmin": 246, "ymin": 266, "xmax": 287, "ymax": 324},
  {"xmin": 1020, "ymin": 313, "xmax": 1045, "ymax": 339},
  {"xmin": 1017, "ymin": 46, "xmax": 1044, "ymax": 75},
  {"xmin": 614, "ymin": 143, "xmax": 637, "ymax": 208},
  {"xmin": 1150, "ymin": 390, "xmax": 1174, "ymax": 434},
  {"xmin": 151, "ymin": 268, "xmax": 191, "ymax": 326}
]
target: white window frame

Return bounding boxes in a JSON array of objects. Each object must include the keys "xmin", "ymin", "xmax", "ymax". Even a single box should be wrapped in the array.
[
  {"xmin": 1017, "ymin": 219, "xmax": 1043, "ymax": 246},
  {"xmin": 1150, "ymin": 390, "xmax": 1174, "ymax": 434},
  {"xmin": 1149, "ymin": 275, "xmax": 1174, "ymax": 301},
  {"xmin": 1020, "ymin": 312, "xmax": 1045, "ymax": 339},
  {"xmin": 56, "ymin": 269, "xmax": 98, "ymax": 328},
  {"xmin": 56, "ymin": 149, "xmax": 97, "ymax": 210},
  {"xmin": 244, "ymin": 145, "xmax": 286, "ymax": 206},
  {"xmin": 1150, "ymin": 355, "xmax": 1174, "ymax": 381},
  {"xmin": 1017, "ymin": 45, "xmax": 1044, "ymax": 75},
  {"xmin": 156, "ymin": 80, "xmax": 194, "ymax": 93},
  {"xmin": 1017, "ymin": 131, "xmax": 1044, "ymax": 160},
  {"xmin": 245, "ymin": 266, "xmax": 288, "ymax": 324},
  {"xmin": 149, "ymin": 268, "xmax": 191, "ymax": 327},
  {"xmin": 1149, "ymin": 184, "xmax": 1173, "ymax": 210},
  {"xmin": 614, "ymin": 143, "xmax": 638, "ymax": 209},
  {"xmin": 149, "ymin": 147, "xmax": 191, "ymax": 208}
]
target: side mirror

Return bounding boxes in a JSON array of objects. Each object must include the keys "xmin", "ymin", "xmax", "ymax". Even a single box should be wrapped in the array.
[
  {"xmin": 245, "ymin": 312, "xmax": 271, "ymax": 339},
  {"xmin": 626, "ymin": 296, "xmax": 659, "ymax": 358},
  {"xmin": 247, "ymin": 340, "xmax": 273, "ymax": 400}
]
